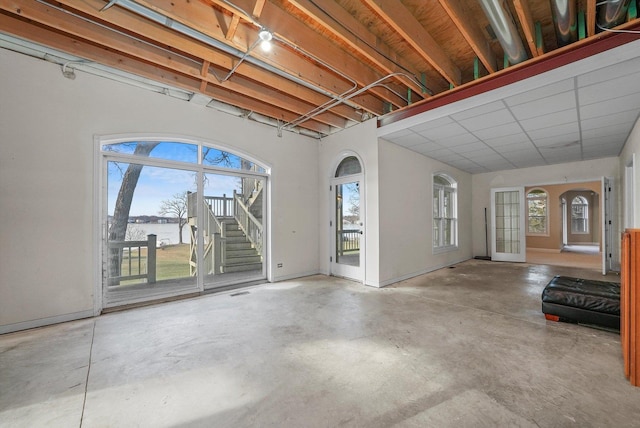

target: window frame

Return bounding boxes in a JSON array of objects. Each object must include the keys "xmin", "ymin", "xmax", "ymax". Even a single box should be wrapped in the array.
[
  {"xmin": 571, "ymin": 195, "xmax": 589, "ymax": 234},
  {"xmin": 526, "ymin": 188, "xmax": 548, "ymax": 236},
  {"xmin": 432, "ymin": 173, "xmax": 458, "ymax": 254}
]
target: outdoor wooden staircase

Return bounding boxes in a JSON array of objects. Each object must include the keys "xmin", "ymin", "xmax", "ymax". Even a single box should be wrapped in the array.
[{"xmin": 220, "ymin": 217, "xmax": 262, "ymax": 273}]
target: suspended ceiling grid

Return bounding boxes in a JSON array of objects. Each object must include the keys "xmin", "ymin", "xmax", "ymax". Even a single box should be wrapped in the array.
[{"xmin": 378, "ymin": 42, "xmax": 640, "ymax": 174}]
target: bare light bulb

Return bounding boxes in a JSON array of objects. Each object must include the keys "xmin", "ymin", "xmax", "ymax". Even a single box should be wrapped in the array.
[{"xmin": 258, "ymin": 29, "xmax": 273, "ymax": 52}]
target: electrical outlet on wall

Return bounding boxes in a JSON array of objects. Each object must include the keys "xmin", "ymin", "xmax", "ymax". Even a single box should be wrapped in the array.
[{"xmin": 277, "ymin": 263, "xmax": 283, "ymax": 268}]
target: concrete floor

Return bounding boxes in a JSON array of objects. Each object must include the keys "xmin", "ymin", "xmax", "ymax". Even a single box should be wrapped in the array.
[{"xmin": 1, "ymin": 259, "xmax": 639, "ymax": 427}]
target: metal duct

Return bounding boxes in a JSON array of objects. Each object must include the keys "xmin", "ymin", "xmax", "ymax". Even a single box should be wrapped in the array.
[
  {"xmin": 479, "ymin": 0, "xmax": 528, "ymax": 65},
  {"xmin": 550, "ymin": 0, "xmax": 577, "ymax": 46},
  {"xmin": 597, "ymin": 0, "xmax": 632, "ymax": 29}
]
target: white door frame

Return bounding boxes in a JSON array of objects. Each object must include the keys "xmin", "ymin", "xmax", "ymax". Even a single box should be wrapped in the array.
[
  {"xmin": 490, "ymin": 187, "xmax": 526, "ymax": 263},
  {"xmin": 602, "ymin": 177, "xmax": 614, "ymax": 274},
  {"xmin": 330, "ymin": 175, "xmax": 365, "ymax": 281}
]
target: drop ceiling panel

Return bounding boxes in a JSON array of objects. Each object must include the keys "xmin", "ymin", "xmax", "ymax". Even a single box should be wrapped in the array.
[
  {"xmin": 519, "ymin": 109, "xmax": 578, "ymax": 132},
  {"xmin": 391, "ymin": 132, "xmax": 429, "ymax": 147},
  {"xmin": 505, "ymin": 79, "xmax": 574, "ymax": 106},
  {"xmin": 501, "ymin": 149, "xmax": 544, "ymax": 161},
  {"xmin": 582, "ymin": 134, "xmax": 628, "ymax": 148},
  {"xmin": 456, "ymin": 109, "xmax": 515, "ymax": 132},
  {"xmin": 494, "ymin": 142, "xmax": 538, "ymax": 153},
  {"xmin": 440, "ymin": 133, "xmax": 480, "ymax": 147},
  {"xmin": 532, "ymin": 132, "xmax": 581, "ymax": 148},
  {"xmin": 509, "ymin": 91, "xmax": 577, "ymax": 121},
  {"xmin": 581, "ymin": 109, "xmax": 640, "ymax": 130},
  {"xmin": 450, "ymin": 101, "xmax": 505, "ymax": 121},
  {"xmin": 528, "ymin": 122, "xmax": 580, "ymax": 140},
  {"xmin": 451, "ymin": 141, "xmax": 490, "ymax": 152},
  {"xmin": 474, "ymin": 122, "xmax": 523, "ymax": 140},
  {"xmin": 580, "ymin": 93, "xmax": 640, "ymax": 120},
  {"xmin": 578, "ymin": 71, "xmax": 640, "ymax": 105},
  {"xmin": 578, "ymin": 56, "xmax": 640, "ymax": 87},
  {"xmin": 411, "ymin": 141, "xmax": 443, "ymax": 153},
  {"xmin": 417, "ymin": 122, "xmax": 469, "ymax": 140},
  {"xmin": 483, "ymin": 133, "xmax": 531, "ymax": 147},
  {"xmin": 582, "ymin": 122, "xmax": 636, "ymax": 140}
]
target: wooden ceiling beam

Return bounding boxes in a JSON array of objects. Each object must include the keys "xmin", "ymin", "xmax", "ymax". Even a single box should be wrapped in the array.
[
  {"xmin": 287, "ymin": 0, "xmax": 427, "ymax": 98},
  {"xmin": 513, "ymin": 0, "xmax": 545, "ymax": 57},
  {"xmin": 226, "ymin": 14, "xmax": 241, "ymax": 40},
  {"xmin": 134, "ymin": 0, "xmax": 395, "ymax": 112},
  {"xmin": 203, "ymin": 0, "xmax": 408, "ymax": 108},
  {"xmin": 0, "ymin": 13, "xmax": 332, "ymax": 135},
  {"xmin": 0, "ymin": 3, "xmax": 340, "ymax": 132},
  {"xmin": 438, "ymin": 0, "xmax": 498, "ymax": 73},
  {"xmin": 362, "ymin": 0, "xmax": 462, "ymax": 86},
  {"xmin": 47, "ymin": 0, "xmax": 362, "ymax": 122},
  {"xmin": 587, "ymin": 0, "xmax": 597, "ymax": 37}
]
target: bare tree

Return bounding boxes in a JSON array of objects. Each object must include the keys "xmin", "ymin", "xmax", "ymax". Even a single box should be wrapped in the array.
[
  {"xmin": 108, "ymin": 142, "xmax": 159, "ymax": 280},
  {"xmin": 159, "ymin": 192, "xmax": 188, "ymax": 244}
]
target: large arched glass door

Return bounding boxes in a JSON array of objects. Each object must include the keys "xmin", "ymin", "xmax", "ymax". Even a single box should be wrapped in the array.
[
  {"xmin": 99, "ymin": 138, "xmax": 268, "ymax": 309},
  {"xmin": 330, "ymin": 156, "xmax": 364, "ymax": 281}
]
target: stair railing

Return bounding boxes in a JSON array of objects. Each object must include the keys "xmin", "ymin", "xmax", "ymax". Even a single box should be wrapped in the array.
[
  {"xmin": 187, "ymin": 192, "xmax": 227, "ymax": 275},
  {"xmin": 234, "ymin": 191, "xmax": 263, "ymax": 256}
]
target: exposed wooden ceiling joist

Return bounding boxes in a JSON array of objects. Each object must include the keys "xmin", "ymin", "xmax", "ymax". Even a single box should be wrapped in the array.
[
  {"xmin": 362, "ymin": 0, "xmax": 462, "ymax": 87},
  {"xmin": 513, "ymin": 0, "xmax": 545, "ymax": 57}
]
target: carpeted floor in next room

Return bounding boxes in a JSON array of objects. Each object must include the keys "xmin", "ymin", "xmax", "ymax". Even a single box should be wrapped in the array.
[{"xmin": 1, "ymin": 259, "xmax": 637, "ymax": 427}]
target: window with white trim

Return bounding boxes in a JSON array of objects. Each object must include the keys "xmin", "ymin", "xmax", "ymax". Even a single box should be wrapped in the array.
[
  {"xmin": 571, "ymin": 196, "xmax": 589, "ymax": 233},
  {"xmin": 527, "ymin": 189, "xmax": 547, "ymax": 235},
  {"xmin": 433, "ymin": 174, "xmax": 457, "ymax": 251}
]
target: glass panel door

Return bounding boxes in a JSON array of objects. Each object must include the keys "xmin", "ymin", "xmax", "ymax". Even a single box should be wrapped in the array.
[
  {"xmin": 104, "ymin": 161, "xmax": 198, "ymax": 307},
  {"xmin": 491, "ymin": 187, "xmax": 526, "ymax": 262},
  {"xmin": 200, "ymin": 172, "xmax": 266, "ymax": 289},
  {"xmin": 331, "ymin": 179, "xmax": 363, "ymax": 280}
]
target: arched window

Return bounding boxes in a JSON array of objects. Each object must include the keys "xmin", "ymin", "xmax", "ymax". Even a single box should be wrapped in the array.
[
  {"xmin": 571, "ymin": 196, "xmax": 589, "ymax": 233},
  {"xmin": 527, "ymin": 189, "xmax": 547, "ymax": 235},
  {"xmin": 433, "ymin": 174, "xmax": 457, "ymax": 251},
  {"xmin": 335, "ymin": 156, "xmax": 362, "ymax": 177}
]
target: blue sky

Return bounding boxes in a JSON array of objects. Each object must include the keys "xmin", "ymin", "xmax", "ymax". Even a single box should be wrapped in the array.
[{"xmin": 106, "ymin": 142, "xmax": 249, "ymax": 216}]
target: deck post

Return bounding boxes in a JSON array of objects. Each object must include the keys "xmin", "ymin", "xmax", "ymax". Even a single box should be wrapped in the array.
[{"xmin": 147, "ymin": 234, "xmax": 157, "ymax": 284}]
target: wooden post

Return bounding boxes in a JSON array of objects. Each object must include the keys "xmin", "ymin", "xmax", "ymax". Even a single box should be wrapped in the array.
[
  {"xmin": 223, "ymin": 193, "xmax": 227, "ymax": 217},
  {"xmin": 147, "ymin": 234, "xmax": 156, "ymax": 284},
  {"xmin": 213, "ymin": 233, "xmax": 223, "ymax": 274}
]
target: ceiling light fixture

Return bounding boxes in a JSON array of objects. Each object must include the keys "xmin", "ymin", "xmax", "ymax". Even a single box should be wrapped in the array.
[{"xmin": 258, "ymin": 29, "xmax": 273, "ymax": 52}]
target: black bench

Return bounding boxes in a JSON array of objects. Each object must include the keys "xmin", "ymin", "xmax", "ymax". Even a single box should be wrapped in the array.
[{"xmin": 541, "ymin": 275, "xmax": 620, "ymax": 330}]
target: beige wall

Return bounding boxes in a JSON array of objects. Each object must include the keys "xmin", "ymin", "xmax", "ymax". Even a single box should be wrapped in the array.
[
  {"xmin": 0, "ymin": 49, "xmax": 320, "ymax": 332},
  {"xmin": 525, "ymin": 182, "xmax": 601, "ymax": 251}
]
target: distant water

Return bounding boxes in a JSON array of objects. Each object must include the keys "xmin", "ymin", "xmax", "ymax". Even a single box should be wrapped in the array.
[{"xmin": 127, "ymin": 223, "xmax": 191, "ymax": 246}]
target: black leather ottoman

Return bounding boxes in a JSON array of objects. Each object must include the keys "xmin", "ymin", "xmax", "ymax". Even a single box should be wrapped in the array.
[{"xmin": 541, "ymin": 276, "xmax": 620, "ymax": 330}]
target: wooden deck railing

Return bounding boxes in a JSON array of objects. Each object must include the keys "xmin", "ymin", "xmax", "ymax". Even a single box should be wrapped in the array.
[
  {"xmin": 338, "ymin": 229, "xmax": 360, "ymax": 254},
  {"xmin": 108, "ymin": 234, "xmax": 156, "ymax": 286},
  {"xmin": 234, "ymin": 192, "xmax": 263, "ymax": 256}
]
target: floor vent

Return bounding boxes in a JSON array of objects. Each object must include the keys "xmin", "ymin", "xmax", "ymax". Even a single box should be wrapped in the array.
[{"xmin": 230, "ymin": 291, "xmax": 250, "ymax": 297}]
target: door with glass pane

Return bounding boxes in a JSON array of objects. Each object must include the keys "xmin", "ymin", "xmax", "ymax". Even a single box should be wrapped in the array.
[
  {"xmin": 331, "ymin": 178, "xmax": 364, "ymax": 280},
  {"xmin": 104, "ymin": 159, "xmax": 198, "ymax": 307},
  {"xmin": 491, "ymin": 187, "xmax": 526, "ymax": 262}
]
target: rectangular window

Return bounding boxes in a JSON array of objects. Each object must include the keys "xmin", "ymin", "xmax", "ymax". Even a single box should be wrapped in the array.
[{"xmin": 433, "ymin": 175, "xmax": 457, "ymax": 251}]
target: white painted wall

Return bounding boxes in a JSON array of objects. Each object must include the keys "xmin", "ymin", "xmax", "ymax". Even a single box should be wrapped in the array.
[
  {"xmin": 620, "ymin": 117, "xmax": 640, "ymax": 229},
  {"xmin": 0, "ymin": 49, "xmax": 319, "ymax": 332},
  {"xmin": 318, "ymin": 119, "xmax": 380, "ymax": 286},
  {"xmin": 377, "ymin": 140, "xmax": 472, "ymax": 286},
  {"xmin": 471, "ymin": 158, "xmax": 620, "ymax": 259}
]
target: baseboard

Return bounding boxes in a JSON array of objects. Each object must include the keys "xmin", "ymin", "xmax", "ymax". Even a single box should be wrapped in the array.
[
  {"xmin": 372, "ymin": 257, "xmax": 471, "ymax": 288},
  {"xmin": 272, "ymin": 270, "xmax": 322, "ymax": 283},
  {"xmin": 0, "ymin": 309, "xmax": 95, "ymax": 335}
]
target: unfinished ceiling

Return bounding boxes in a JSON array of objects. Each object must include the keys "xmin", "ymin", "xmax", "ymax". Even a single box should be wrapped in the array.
[{"xmin": 0, "ymin": 0, "xmax": 639, "ymax": 170}]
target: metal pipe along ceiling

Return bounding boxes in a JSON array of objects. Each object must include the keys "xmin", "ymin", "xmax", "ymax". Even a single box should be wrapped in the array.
[
  {"xmin": 550, "ymin": 0, "xmax": 577, "ymax": 47},
  {"xmin": 597, "ymin": 0, "xmax": 632, "ymax": 29},
  {"xmin": 478, "ymin": 0, "xmax": 528, "ymax": 65}
]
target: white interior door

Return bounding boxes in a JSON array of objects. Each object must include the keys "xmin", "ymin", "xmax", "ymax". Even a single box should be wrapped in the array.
[
  {"xmin": 330, "ymin": 177, "xmax": 364, "ymax": 281},
  {"xmin": 491, "ymin": 187, "xmax": 526, "ymax": 262}
]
